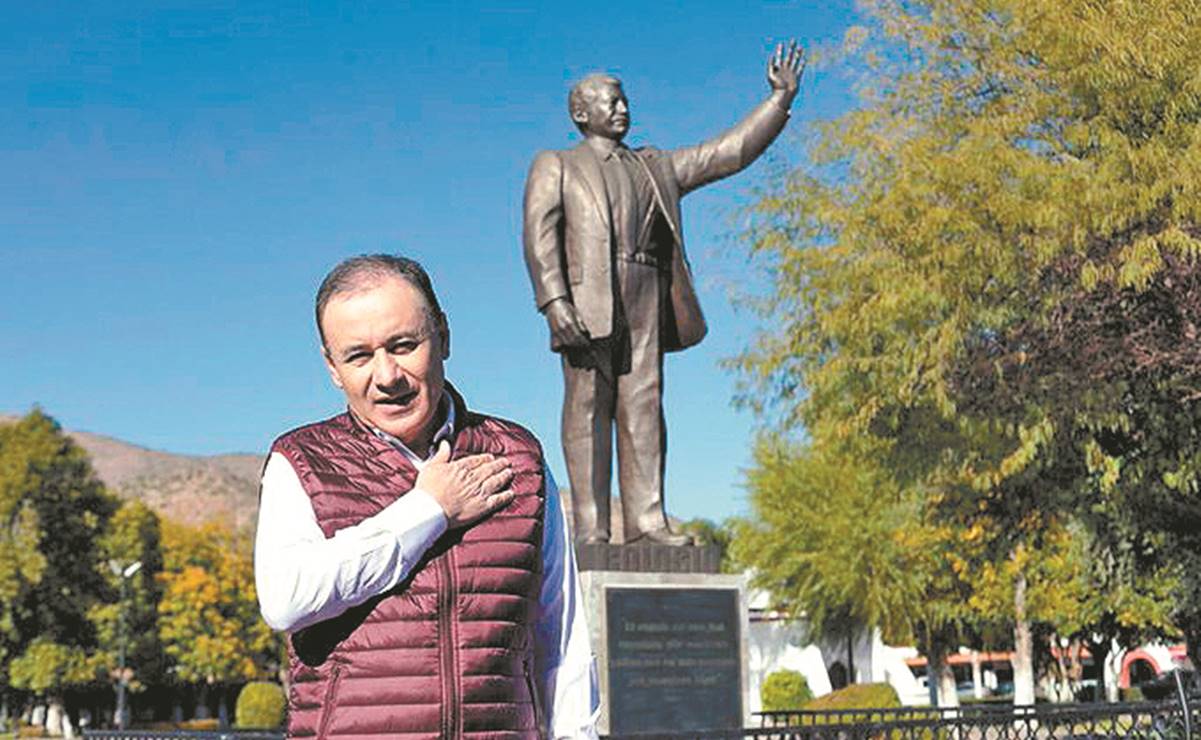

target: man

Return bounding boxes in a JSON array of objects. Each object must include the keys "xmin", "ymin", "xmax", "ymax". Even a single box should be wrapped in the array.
[
  {"xmin": 255, "ymin": 254, "xmax": 598, "ymax": 739},
  {"xmin": 523, "ymin": 43, "xmax": 806, "ymax": 545}
]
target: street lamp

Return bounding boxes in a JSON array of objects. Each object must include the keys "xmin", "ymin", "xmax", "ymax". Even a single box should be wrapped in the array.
[{"xmin": 109, "ymin": 560, "xmax": 142, "ymax": 730}]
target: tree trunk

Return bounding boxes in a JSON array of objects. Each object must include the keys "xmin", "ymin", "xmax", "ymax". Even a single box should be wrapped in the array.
[
  {"xmin": 44, "ymin": 696, "xmax": 73, "ymax": 738},
  {"xmin": 1045, "ymin": 636, "xmax": 1074, "ymax": 702},
  {"xmin": 1088, "ymin": 638, "xmax": 1110, "ymax": 702},
  {"xmin": 1012, "ymin": 568, "xmax": 1036, "ymax": 706},
  {"xmin": 929, "ymin": 630, "xmax": 960, "ymax": 708},
  {"xmin": 1104, "ymin": 646, "xmax": 1122, "ymax": 702},
  {"xmin": 847, "ymin": 630, "xmax": 856, "ymax": 685},
  {"xmin": 937, "ymin": 658, "xmax": 959, "ymax": 707},
  {"xmin": 62, "ymin": 701, "xmax": 76, "ymax": 740},
  {"xmin": 216, "ymin": 685, "xmax": 229, "ymax": 729},
  {"xmin": 924, "ymin": 625, "xmax": 939, "ymax": 706},
  {"xmin": 971, "ymin": 650, "xmax": 985, "ymax": 700},
  {"xmin": 195, "ymin": 684, "xmax": 211, "ymax": 720}
]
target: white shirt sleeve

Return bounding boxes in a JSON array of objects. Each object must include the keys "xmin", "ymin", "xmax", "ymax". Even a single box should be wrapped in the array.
[
  {"xmin": 254, "ymin": 451, "xmax": 448, "ymax": 632},
  {"xmin": 535, "ymin": 469, "xmax": 601, "ymax": 739}
]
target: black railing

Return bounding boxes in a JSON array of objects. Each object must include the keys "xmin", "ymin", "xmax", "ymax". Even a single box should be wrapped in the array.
[
  {"xmin": 767, "ymin": 699, "xmax": 1193, "ymax": 738},
  {"xmin": 605, "ymin": 694, "xmax": 1201, "ymax": 739},
  {"xmin": 79, "ymin": 692, "xmax": 1201, "ymax": 740}
]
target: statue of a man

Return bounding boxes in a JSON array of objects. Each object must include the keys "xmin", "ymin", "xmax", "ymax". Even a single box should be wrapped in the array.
[{"xmin": 523, "ymin": 42, "xmax": 805, "ymax": 545}]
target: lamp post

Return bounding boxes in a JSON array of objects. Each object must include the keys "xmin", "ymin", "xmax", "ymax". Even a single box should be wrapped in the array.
[{"xmin": 109, "ymin": 560, "xmax": 142, "ymax": 730}]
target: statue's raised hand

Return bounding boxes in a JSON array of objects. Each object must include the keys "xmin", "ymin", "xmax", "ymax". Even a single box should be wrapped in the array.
[{"xmin": 767, "ymin": 40, "xmax": 805, "ymax": 107}]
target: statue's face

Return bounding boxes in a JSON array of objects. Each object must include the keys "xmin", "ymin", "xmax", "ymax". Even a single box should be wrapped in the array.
[{"xmin": 576, "ymin": 82, "xmax": 629, "ymax": 141}]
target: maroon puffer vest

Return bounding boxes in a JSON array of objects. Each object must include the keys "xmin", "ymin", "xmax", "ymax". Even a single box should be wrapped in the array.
[{"xmin": 270, "ymin": 390, "xmax": 546, "ymax": 739}]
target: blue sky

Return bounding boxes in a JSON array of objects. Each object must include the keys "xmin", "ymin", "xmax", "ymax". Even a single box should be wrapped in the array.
[{"xmin": 0, "ymin": 1, "xmax": 860, "ymax": 523}]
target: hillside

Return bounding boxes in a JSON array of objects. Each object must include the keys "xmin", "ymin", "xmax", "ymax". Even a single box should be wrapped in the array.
[
  {"xmin": 1, "ymin": 414, "xmax": 663, "ymax": 541},
  {"xmin": 1, "ymin": 414, "xmax": 263, "ymax": 530}
]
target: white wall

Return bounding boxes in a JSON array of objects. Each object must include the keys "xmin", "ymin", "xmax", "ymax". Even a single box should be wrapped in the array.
[
  {"xmin": 747, "ymin": 610, "xmax": 928, "ymax": 709},
  {"xmin": 747, "ymin": 615, "xmax": 832, "ymax": 712}
]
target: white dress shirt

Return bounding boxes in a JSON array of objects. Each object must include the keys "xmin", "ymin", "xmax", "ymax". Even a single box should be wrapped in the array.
[{"xmin": 254, "ymin": 405, "xmax": 599, "ymax": 739}]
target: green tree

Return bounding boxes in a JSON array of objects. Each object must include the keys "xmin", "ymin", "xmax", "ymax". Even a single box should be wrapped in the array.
[
  {"xmin": 0, "ymin": 410, "xmax": 118, "ymax": 732},
  {"xmin": 680, "ymin": 517, "xmax": 739, "ymax": 573},
  {"xmin": 733, "ymin": 435, "xmax": 978, "ymax": 705},
  {"xmin": 735, "ymin": 437, "xmax": 920, "ymax": 642},
  {"xmin": 1032, "ymin": 520, "xmax": 1176, "ymax": 701},
  {"xmin": 734, "ymin": 0, "xmax": 1201, "ymax": 703}
]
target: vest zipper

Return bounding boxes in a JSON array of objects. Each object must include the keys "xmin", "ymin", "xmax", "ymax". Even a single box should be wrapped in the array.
[
  {"xmin": 438, "ymin": 551, "xmax": 459, "ymax": 739},
  {"xmin": 316, "ymin": 664, "xmax": 344, "ymax": 739}
]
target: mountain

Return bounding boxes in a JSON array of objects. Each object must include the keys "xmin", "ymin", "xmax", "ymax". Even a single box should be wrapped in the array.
[
  {"xmin": 1, "ymin": 414, "xmax": 263, "ymax": 530},
  {"xmin": 1, "ymin": 414, "xmax": 671, "ymax": 541}
]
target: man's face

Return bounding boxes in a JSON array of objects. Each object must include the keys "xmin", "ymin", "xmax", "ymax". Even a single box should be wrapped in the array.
[
  {"xmin": 576, "ymin": 82, "xmax": 629, "ymax": 141},
  {"xmin": 320, "ymin": 276, "xmax": 449, "ymax": 455}
]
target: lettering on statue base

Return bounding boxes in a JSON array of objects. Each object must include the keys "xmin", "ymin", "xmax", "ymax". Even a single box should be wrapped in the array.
[{"xmin": 576, "ymin": 542, "xmax": 722, "ymax": 573}]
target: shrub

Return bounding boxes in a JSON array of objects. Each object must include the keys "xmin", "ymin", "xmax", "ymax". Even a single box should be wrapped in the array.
[
  {"xmin": 761, "ymin": 669, "xmax": 814, "ymax": 710},
  {"xmin": 804, "ymin": 682, "xmax": 901, "ymax": 711},
  {"xmin": 236, "ymin": 681, "xmax": 286, "ymax": 730}
]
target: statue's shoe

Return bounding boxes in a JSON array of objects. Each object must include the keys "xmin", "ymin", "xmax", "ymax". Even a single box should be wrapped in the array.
[{"xmin": 627, "ymin": 527, "xmax": 692, "ymax": 546}]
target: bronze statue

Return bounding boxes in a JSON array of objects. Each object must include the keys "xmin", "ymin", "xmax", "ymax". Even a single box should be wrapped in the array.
[{"xmin": 523, "ymin": 42, "xmax": 806, "ymax": 545}]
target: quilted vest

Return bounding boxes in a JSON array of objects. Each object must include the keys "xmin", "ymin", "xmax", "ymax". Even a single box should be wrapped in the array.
[{"xmin": 270, "ymin": 390, "xmax": 546, "ymax": 739}]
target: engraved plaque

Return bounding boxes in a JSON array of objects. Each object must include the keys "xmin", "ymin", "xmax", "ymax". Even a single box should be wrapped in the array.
[{"xmin": 606, "ymin": 587, "xmax": 742, "ymax": 733}]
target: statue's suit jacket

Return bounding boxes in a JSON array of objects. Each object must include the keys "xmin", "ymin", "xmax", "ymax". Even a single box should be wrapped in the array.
[{"xmin": 523, "ymin": 96, "xmax": 789, "ymax": 352}]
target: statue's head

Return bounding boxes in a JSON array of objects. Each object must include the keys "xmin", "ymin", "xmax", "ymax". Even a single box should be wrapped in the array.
[{"xmin": 568, "ymin": 73, "xmax": 629, "ymax": 142}]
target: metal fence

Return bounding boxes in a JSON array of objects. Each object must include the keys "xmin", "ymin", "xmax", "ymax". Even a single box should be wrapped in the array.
[
  {"xmin": 604, "ymin": 696, "xmax": 1201, "ymax": 739},
  {"xmin": 77, "ymin": 692, "xmax": 1201, "ymax": 740}
]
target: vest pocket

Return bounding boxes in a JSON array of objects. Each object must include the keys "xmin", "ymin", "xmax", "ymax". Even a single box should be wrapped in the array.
[{"xmin": 316, "ymin": 664, "xmax": 345, "ymax": 739}]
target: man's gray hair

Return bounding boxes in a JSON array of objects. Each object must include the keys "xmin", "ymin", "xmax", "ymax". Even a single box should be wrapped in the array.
[
  {"xmin": 568, "ymin": 73, "xmax": 622, "ymax": 132},
  {"xmin": 315, "ymin": 254, "xmax": 446, "ymax": 347}
]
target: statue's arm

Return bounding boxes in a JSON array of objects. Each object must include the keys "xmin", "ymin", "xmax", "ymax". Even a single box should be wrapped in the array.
[
  {"xmin": 523, "ymin": 150, "xmax": 568, "ymax": 310},
  {"xmin": 671, "ymin": 41, "xmax": 805, "ymax": 194},
  {"xmin": 523, "ymin": 151, "xmax": 590, "ymax": 351}
]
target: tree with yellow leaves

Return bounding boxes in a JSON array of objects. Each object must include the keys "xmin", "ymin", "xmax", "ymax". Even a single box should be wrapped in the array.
[
  {"xmin": 158, "ymin": 520, "xmax": 279, "ymax": 726},
  {"xmin": 735, "ymin": 0, "xmax": 1201, "ymax": 705}
]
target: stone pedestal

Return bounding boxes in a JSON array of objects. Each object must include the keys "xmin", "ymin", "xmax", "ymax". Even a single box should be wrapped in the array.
[
  {"xmin": 576, "ymin": 542, "xmax": 723, "ymax": 574},
  {"xmin": 578, "ymin": 547, "xmax": 749, "ymax": 735}
]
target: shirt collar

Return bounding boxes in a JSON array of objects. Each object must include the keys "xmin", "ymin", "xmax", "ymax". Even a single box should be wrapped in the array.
[
  {"xmin": 368, "ymin": 389, "xmax": 456, "ymax": 464},
  {"xmin": 585, "ymin": 136, "xmax": 625, "ymax": 161}
]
